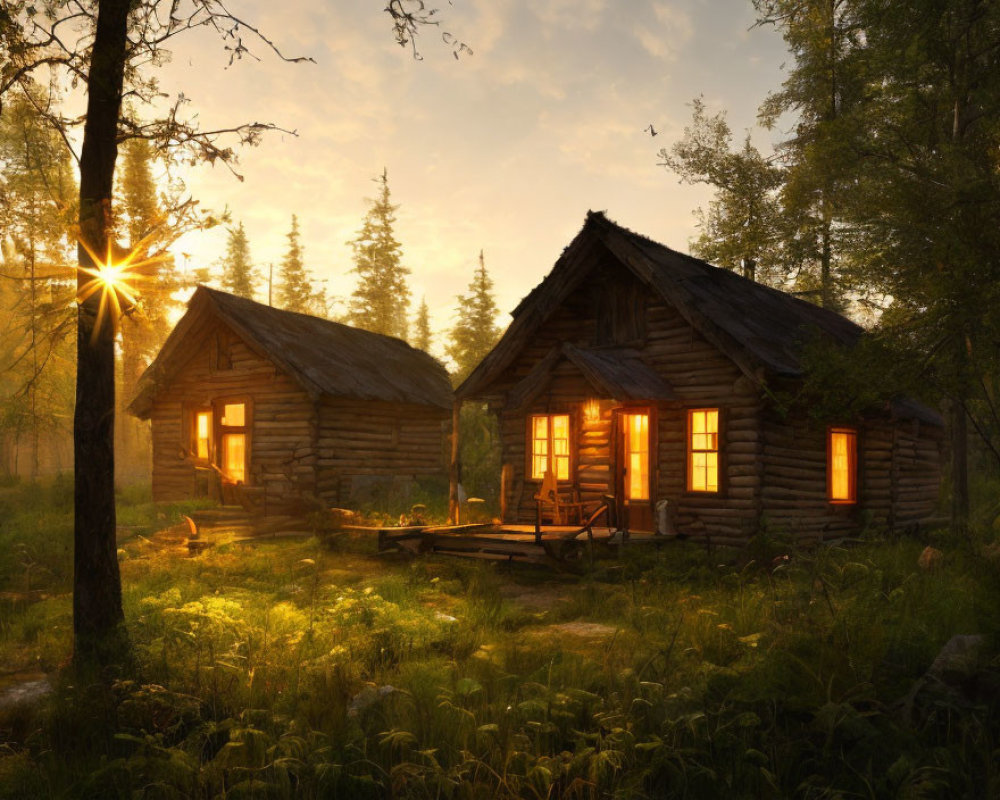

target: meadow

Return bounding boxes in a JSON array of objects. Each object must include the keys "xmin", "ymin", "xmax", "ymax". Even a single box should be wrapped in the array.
[{"xmin": 1, "ymin": 479, "xmax": 998, "ymax": 799}]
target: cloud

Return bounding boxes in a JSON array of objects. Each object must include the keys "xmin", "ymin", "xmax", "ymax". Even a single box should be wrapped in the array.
[
  {"xmin": 532, "ymin": 0, "xmax": 608, "ymax": 32},
  {"xmin": 633, "ymin": 3, "xmax": 694, "ymax": 62}
]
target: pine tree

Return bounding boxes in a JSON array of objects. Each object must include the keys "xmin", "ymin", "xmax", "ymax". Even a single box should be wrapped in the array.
[
  {"xmin": 347, "ymin": 169, "xmax": 410, "ymax": 338},
  {"xmin": 116, "ymin": 137, "xmax": 188, "ymax": 476},
  {"xmin": 447, "ymin": 250, "xmax": 501, "ymax": 384},
  {"xmin": 0, "ymin": 90, "xmax": 77, "ymax": 479},
  {"xmin": 277, "ymin": 214, "xmax": 319, "ymax": 313},
  {"xmin": 413, "ymin": 297, "xmax": 432, "ymax": 351},
  {"xmin": 222, "ymin": 222, "xmax": 257, "ymax": 299}
]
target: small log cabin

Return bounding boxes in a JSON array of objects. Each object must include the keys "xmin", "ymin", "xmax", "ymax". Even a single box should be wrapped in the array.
[
  {"xmin": 130, "ymin": 286, "xmax": 452, "ymax": 510},
  {"xmin": 454, "ymin": 211, "xmax": 943, "ymax": 543}
]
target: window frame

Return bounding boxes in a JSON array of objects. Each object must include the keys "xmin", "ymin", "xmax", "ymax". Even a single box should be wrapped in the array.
[
  {"xmin": 686, "ymin": 407, "xmax": 722, "ymax": 494},
  {"xmin": 213, "ymin": 396, "xmax": 252, "ymax": 485},
  {"xmin": 827, "ymin": 426, "xmax": 858, "ymax": 505},
  {"xmin": 526, "ymin": 412, "xmax": 572, "ymax": 483}
]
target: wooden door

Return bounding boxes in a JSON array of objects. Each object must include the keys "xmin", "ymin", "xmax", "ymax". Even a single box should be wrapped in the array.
[{"xmin": 615, "ymin": 409, "xmax": 654, "ymax": 531}]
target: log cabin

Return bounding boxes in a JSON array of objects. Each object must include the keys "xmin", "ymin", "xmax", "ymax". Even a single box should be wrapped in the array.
[
  {"xmin": 453, "ymin": 211, "xmax": 943, "ymax": 543},
  {"xmin": 130, "ymin": 286, "xmax": 452, "ymax": 511}
]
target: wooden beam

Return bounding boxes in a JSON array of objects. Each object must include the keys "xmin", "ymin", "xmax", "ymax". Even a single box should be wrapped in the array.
[{"xmin": 448, "ymin": 399, "xmax": 462, "ymax": 524}]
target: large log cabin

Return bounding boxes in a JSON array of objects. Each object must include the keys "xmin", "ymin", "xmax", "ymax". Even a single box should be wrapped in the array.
[
  {"xmin": 130, "ymin": 286, "xmax": 452, "ymax": 511},
  {"xmin": 454, "ymin": 212, "xmax": 943, "ymax": 543}
]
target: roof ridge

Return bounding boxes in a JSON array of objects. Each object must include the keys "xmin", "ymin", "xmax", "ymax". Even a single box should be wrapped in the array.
[
  {"xmin": 198, "ymin": 285, "xmax": 425, "ymax": 353},
  {"xmin": 587, "ymin": 211, "xmax": 864, "ymax": 334}
]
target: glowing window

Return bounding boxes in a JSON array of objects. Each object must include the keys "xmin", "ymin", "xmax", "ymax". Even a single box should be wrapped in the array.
[
  {"xmin": 221, "ymin": 403, "xmax": 245, "ymax": 427},
  {"xmin": 530, "ymin": 414, "xmax": 570, "ymax": 481},
  {"xmin": 222, "ymin": 434, "xmax": 246, "ymax": 483},
  {"xmin": 688, "ymin": 409, "xmax": 719, "ymax": 493},
  {"xmin": 194, "ymin": 411, "xmax": 212, "ymax": 460},
  {"xmin": 623, "ymin": 412, "xmax": 649, "ymax": 501},
  {"xmin": 828, "ymin": 428, "xmax": 857, "ymax": 503}
]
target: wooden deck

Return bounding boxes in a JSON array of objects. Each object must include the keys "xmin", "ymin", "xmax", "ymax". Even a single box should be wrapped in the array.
[{"xmin": 358, "ymin": 522, "xmax": 668, "ymax": 566}]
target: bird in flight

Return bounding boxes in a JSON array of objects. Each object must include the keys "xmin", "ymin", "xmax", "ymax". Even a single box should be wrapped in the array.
[{"xmin": 644, "ymin": 124, "xmax": 658, "ymax": 137}]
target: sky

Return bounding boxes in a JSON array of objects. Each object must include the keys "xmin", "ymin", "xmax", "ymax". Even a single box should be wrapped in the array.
[{"xmin": 149, "ymin": 0, "xmax": 790, "ymax": 358}]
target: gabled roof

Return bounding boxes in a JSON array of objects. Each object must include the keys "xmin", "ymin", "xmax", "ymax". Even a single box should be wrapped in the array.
[
  {"xmin": 458, "ymin": 211, "xmax": 941, "ymax": 425},
  {"xmin": 561, "ymin": 343, "xmax": 675, "ymax": 402},
  {"xmin": 506, "ymin": 344, "xmax": 675, "ymax": 411},
  {"xmin": 130, "ymin": 286, "xmax": 452, "ymax": 417}
]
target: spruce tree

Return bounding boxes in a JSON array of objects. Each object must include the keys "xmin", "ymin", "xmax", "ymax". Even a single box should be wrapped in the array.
[
  {"xmin": 222, "ymin": 222, "xmax": 257, "ymax": 299},
  {"xmin": 347, "ymin": 169, "xmax": 410, "ymax": 339},
  {"xmin": 413, "ymin": 297, "xmax": 432, "ymax": 351},
  {"xmin": 277, "ymin": 214, "xmax": 314, "ymax": 312},
  {"xmin": 447, "ymin": 250, "xmax": 501, "ymax": 384},
  {"xmin": 117, "ymin": 137, "xmax": 176, "ymax": 476}
]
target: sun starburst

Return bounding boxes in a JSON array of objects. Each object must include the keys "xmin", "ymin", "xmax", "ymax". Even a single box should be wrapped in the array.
[{"xmin": 76, "ymin": 234, "xmax": 168, "ymax": 341}]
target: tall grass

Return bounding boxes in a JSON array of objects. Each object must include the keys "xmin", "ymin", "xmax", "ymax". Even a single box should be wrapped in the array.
[{"xmin": 0, "ymin": 485, "xmax": 998, "ymax": 798}]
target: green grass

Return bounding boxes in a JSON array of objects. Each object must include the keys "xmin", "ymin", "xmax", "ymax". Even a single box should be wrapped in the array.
[{"xmin": 1, "ymin": 481, "xmax": 999, "ymax": 798}]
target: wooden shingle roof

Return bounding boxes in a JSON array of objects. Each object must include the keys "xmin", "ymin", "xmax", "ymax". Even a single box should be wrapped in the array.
[
  {"xmin": 458, "ymin": 211, "xmax": 941, "ymax": 425},
  {"xmin": 130, "ymin": 286, "xmax": 452, "ymax": 417}
]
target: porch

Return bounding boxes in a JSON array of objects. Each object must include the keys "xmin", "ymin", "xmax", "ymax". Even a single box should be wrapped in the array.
[{"xmin": 370, "ymin": 521, "xmax": 669, "ymax": 567}]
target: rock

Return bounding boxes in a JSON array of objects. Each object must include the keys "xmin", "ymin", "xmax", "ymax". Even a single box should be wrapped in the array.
[
  {"xmin": 925, "ymin": 634, "xmax": 986, "ymax": 683},
  {"xmin": 897, "ymin": 634, "xmax": 989, "ymax": 726},
  {"xmin": 917, "ymin": 546, "xmax": 943, "ymax": 571}
]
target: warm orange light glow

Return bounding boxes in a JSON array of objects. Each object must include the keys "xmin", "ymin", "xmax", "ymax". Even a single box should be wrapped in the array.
[
  {"xmin": 828, "ymin": 428, "xmax": 857, "ymax": 503},
  {"xmin": 195, "ymin": 411, "xmax": 211, "ymax": 459},
  {"xmin": 222, "ymin": 433, "xmax": 246, "ymax": 483},
  {"xmin": 623, "ymin": 412, "xmax": 649, "ymax": 501},
  {"xmin": 530, "ymin": 414, "xmax": 570, "ymax": 480},
  {"xmin": 688, "ymin": 409, "xmax": 719, "ymax": 492},
  {"xmin": 221, "ymin": 403, "xmax": 245, "ymax": 427},
  {"xmin": 583, "ymin": 399, "xmax": 601, "ymax": 422}
]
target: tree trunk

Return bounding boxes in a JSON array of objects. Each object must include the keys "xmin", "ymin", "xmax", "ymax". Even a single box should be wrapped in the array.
[{"xmin": 73, "ymin": 0, "xmax": 130, "ymax": 664}]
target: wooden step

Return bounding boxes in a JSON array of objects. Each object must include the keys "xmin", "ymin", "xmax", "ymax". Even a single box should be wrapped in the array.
[{"xmin": 429, "ymin": 548, "xmax": 548, "ymax": 564}]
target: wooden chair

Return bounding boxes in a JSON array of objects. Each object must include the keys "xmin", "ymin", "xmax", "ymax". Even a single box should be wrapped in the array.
[{"xmin": 534, "ymin": 469, "xmax": 587, "ymax": 529}]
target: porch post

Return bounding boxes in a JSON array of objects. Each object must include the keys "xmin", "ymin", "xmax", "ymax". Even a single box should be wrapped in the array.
[{"xmin": 448, "ymin": 398, "xmax": 462, "ymax": 524}]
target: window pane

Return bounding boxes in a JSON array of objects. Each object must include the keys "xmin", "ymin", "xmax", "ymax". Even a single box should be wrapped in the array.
[
  {"xmin": 551, "ymin": 415, "xmax": 568, "ymax": 439},
  {"xmin": 692, "ymin": 411, "xmax": 704, "ymax": 434},
  {"xmin": 691, "ymin": 452, "xmax": 706, "ymax": 491},
  {"xmin": 533, "ymin": 416, "xmax": 548, "ymax": 439},
  {"xmin": 829, "ymin": 430, "xmax": 855, "ymax": 501},
  {"xmin": 555, "ymin": 455, "xmax": 569, "ymax": 481},
  {"xmin": 688, "ymin": 409, "xmax": 720, "ymax": 492},
  {"xmin": 221, "ymin": 403, "xmax": 245, "ymax": 427},
  {"xmin": 195, "ymin": 412, "xmax": 211, "ymax": 459},
  {"xmin": 222, "ymin": 433, "xmax": 246, "ymax": 483}
]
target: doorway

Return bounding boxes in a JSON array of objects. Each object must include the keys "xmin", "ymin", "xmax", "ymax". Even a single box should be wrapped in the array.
[{"xmin": 615, "ymin": 409, "xmax": 654, "ymax": 531}]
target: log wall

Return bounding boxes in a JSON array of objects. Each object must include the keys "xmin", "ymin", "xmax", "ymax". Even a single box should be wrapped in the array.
[
  {"xmin": 316, "ymin": 398, "xmax": 448, "ymax": 506},
  {"xmin": 483, "ymin": 251, "xmax": 944, "ymax": 543},
  {"xmin": 149, "ymin": 318, "xmax": 317, "ymax": 504},
  {"xmin": 892, "ymin": 418, "xmax": 944, "ymax": 526},
  {"xmin": 487, "ymin": 257, "xmax": 763, "ymax": 541}
]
